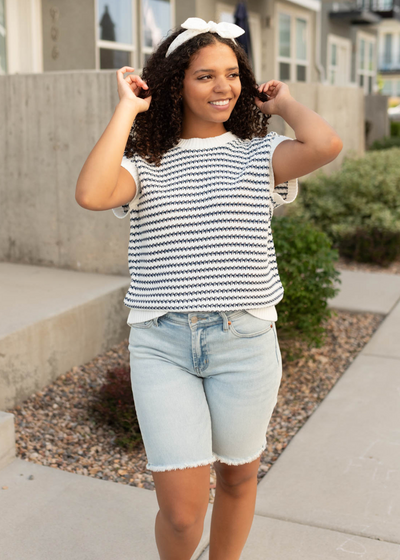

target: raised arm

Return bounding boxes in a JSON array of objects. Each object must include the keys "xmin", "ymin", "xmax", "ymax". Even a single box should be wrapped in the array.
[
  {"xmin": 255, "ymin": 80, "xmax": 343, "ymax": 185},
  {"xmin": 75, "ymin": 66, "xmax": 151, "ymax": 211}
]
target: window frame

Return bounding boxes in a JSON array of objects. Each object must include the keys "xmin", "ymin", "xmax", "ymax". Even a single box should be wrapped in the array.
[
  {"xmin": 95, "ymin": 0, "xmax": 138, "ymax": 70},
  {"xmin": 356, "ymin": 30, "xmax": 376, "ymax": 94},
  {"xmin": 379, "ymin": 29, "xmax": 400, "ymax": 71},
  {"xmin": 327, "ymin": 34, "xmax": 351, "ymax": 86},
  {"xmin": 275, "ymin": 5, "xmax": 311, "ymax": 83},
  {"xmin": 383, "ymin": 32, "xmax": 393, "ymax": 67},
  {"xmin": 382, "ymin": 77, "xmax": 400, "ymax": 96}
]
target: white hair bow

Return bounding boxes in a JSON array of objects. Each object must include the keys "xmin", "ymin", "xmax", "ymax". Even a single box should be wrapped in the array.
[{"xmin": 165, "ymin": 17, "xmax": 245, "ymax": 57}]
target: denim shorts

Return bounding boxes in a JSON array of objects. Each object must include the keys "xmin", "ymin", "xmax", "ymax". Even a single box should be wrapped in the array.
[{"xmin": 128, "ymin": 310, "xmax": 282, "ymax": 472}]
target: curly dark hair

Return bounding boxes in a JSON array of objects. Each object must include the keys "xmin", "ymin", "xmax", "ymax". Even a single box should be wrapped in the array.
[{"xmin": 124, "ymin": 27, "xmax": 271, "ymax": 165}]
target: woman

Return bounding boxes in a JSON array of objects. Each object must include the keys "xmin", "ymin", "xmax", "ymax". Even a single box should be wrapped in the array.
[{"xmin": 76, "ymin": 17, "xmax": 342, "ymax": 560}]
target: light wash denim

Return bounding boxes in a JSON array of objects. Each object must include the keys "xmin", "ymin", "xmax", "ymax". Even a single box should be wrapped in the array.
[{"xmin": 128, "ymin": 310, "xmax": 282, "ymax": 472}]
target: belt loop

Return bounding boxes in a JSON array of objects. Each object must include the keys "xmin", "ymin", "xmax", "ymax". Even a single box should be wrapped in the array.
[{"xmin": 220, "ymin": 312, "xmax": 229, "ymax": 332}]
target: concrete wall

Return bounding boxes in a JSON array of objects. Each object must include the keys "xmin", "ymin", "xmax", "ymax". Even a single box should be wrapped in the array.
[
  {"xmin": 278, "ymin": 81, "xmax": 365, "ymax": 173},
  {"xmin": 176, "ymin": 0, "xmax": 197, "ymax": 25},
  {"xmin": 41, "ymin": 0, "xmax": 96, "ymax": 71},
  {"xmin": 365, "ymin": 94, "xmax": 390, "ymax": 148},
  {"xmin": 0, "ymin": 72, "xmax": 365, "ymax": 275},
  {"xmin": 0, "ymin": 71, "xmax": 127, "ymax": 275}
]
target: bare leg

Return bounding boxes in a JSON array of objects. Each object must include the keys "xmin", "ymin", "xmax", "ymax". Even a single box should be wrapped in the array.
[
  {"xmin": 209, "ymin": 457, "xmax": 260, "ymax": 560},
  {"xmin": 154, "ymin": 509, "xmax": 205, "ymax": 560},
  {"xmin": 152, "ymin": 464, "xmax": 211, "ymax": 560}
]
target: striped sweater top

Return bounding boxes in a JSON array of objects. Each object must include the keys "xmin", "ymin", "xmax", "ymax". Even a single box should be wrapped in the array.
[{"xmin": 112, "ymin": 130, "xmax": 298, "ymax": 322}]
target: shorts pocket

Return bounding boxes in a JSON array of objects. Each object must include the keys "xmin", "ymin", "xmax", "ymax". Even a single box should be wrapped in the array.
[
  {"xmin": 229, "ymin": 312, "xmax": 274, "ymax": 339},
  {"xmin": 128, "ymin": 319, "xmax": 154, "ymax": 329}
]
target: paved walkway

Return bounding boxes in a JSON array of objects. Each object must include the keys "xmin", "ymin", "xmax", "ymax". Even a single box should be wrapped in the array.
[{"xmin": 1, "ymin": 268, "xmax": 400, "ymax": 559}]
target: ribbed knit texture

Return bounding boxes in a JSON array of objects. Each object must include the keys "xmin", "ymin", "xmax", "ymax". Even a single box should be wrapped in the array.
[{"xmin": 113, "ymin": 131, "xmax": 298, "ymax": 311}]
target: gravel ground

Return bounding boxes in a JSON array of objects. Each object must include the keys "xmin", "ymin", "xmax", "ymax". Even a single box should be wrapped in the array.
[
  {"xmin": 337, "ymin": 256, "xmax": 400, "ymax": 275},
  {"xmin": 6, "ymin": 309, "xmax": 383, "ymax": 504}
]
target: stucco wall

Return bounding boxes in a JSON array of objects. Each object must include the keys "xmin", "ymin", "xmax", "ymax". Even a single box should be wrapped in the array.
[
  {"xmin": 0, "ymin": 71, "xmax": 365, "ymax": 275},
  {"xmin": 41, "ymin": 0, "xmax": 96, "ymax": 71}
]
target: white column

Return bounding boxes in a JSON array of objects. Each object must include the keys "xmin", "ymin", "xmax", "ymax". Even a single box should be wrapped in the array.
[{"xmin": 5, "ymin": 0, "xmax": 43, "ymax": 74}]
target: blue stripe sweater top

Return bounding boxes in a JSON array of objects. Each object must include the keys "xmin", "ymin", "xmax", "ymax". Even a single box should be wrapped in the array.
[{"xmin": 112, "ymin": 130, "xmax": 298, "ymax": 315}]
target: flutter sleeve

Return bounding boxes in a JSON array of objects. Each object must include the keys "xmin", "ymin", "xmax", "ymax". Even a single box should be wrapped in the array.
[
  {"xmin": 112, "ymin": 155, "xmax": 141, "ymax": 219},
  {"xmin": 267, "ymin": 133, "xmax": 299, "ymax": 211}
]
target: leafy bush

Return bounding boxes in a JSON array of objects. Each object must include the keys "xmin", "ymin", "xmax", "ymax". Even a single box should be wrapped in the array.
[
  {"xmin": 369, "ymin": 136, "xmax": 400, "ymax": 150},
  {"xmin": 288, "ymin": 148, "xmax": 400, "ymax": 265},
  {"xmin": 272, "ymin": 216, "xmax": 340, "ymax": 352},
  {"xmin": 391, "ymin": 121, "xmax": 400, "ymax": 137},
  {"xmin": 90, "ymin": 366, "xmax": 142, "ymax": 451},
  {"xmin": 339, "ymin": 227, "xmax": 400, "ymax": 265}
]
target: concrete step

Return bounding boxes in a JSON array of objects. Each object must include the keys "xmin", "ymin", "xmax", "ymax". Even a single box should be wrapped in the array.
[
  {"xmin": 0, "ymin": 262, "xmax": 130, "ymax": 411},
  {"xmin": 0, "ymin": 411, "xmax": 15, "ymax": 470}
]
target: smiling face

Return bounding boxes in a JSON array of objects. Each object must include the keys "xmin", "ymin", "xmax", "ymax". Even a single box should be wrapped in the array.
[{"xmin": 180, "ymin": 41, "xmax": 242, "ymax": 138}]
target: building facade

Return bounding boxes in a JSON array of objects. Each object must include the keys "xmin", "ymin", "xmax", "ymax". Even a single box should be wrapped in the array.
[
  {"xmin": 372, "ymin": 0, "xmax": 400, "ymax": 98},
  {"xmin": 0, "ymin": 0, "xmax": 323, "ymax": 86},
  {"xmin": 319, "ymin": 0, "xmax": 381, "ymax": 93}
]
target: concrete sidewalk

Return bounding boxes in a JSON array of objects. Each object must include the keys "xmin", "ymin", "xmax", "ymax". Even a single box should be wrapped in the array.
[{"xmin": 1, "ymin": 268, "xmax": 400, "ymax": 559}]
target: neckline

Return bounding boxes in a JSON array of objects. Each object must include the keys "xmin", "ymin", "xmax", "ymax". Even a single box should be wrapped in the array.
[{"xmin": 176, "ymin": 131, "xmax": 237, "ymax": 150}]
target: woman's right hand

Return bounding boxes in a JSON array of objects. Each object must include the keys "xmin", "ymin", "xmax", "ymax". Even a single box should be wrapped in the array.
[{"xmin": 116, "ymin": 66, "xmax": 152, "ymax": 113}]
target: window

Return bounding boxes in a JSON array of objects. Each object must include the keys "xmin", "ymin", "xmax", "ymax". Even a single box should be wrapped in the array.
[
  {"xmin": 277, "ymin": 10, "xmax": 309, "ymax": 83},
  {"xmin": 328, "ymin": 35, "xmax": 351, "ymax": 86},
  {"xmin": 295, "ymin": 17, "xmax": 307, "ymax": 80},
  {"xmin": 381, "ymin": 80, "xmax": 392, "ymax": 95},
  {"xmin": 358, "ymin": 33, "xmax": 376, "ymax": 94},
  {"xmin": 0, "ymin": 0, "xmax": 6, "ymax": 74},
  {"xmin": 96, "ymin": 0, "xmax": 174, "ymax": 70},
  {"xmin": 383, "ymin": 33, "xmax": 392, "ymax": 67},
  {"xmin": 382, "ymin": 79, "xmax": 400, "ymax": 96},
  {"xmin": 141, "ymin": 0, "xmax": 173, "ymax": 66},
  {"xmin": 97, "ymin": 0, "xmax": 136, "ymax": 69},
  {"xmin": 279, "ymin": 13, "xmax": 291, "ymax": 58},
  {"xmin": 379, "ymin": 31, "xmax": 400, "ymax": 71}
]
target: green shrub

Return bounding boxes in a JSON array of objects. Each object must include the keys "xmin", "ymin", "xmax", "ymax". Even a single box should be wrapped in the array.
[
  {"xmin": 90, "ymin": 366, "xmax": 142, "ymax": 451},
  {"xmin": 288, "ymin": 148, "xmax": 400, "ymax": 265},
  {"xmin": 272, "ymin": 216, "xmax": 340, "ymax": 352},
  {"xmin": 391, "ymin": 121, "xmax": 400, "ymax": 137},
  {"xmin": 339, "ymin": 227, "xmax": 400, "ymax": 265},
  {"xmin": 369, "ymin": 135, "xmax": 400, "ymax": 150}
]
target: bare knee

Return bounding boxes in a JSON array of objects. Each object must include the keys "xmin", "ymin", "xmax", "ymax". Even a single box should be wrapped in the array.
[
  {"xmin": 158, "ymin": 507, "xmax": 205, "ymax": 534},
  {"xmin": 214, "ymin": 458, "xmax": 260, "ymax": 493}
]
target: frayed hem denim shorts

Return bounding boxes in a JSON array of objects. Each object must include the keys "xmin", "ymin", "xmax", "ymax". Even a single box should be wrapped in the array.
[{"xmin": 128, "ymin": 310, "xmax": 282, "ymax": 472}]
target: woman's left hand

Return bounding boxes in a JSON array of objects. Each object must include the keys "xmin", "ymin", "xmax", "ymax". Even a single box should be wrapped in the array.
[{"xmin": 254, "ymin": 80, "xmax": 293, "ymax": 116}]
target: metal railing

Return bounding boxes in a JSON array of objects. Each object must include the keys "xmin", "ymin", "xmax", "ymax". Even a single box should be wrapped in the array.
[{"xmin": 356, "ymin": 0, "xmax": 400, "ymax": 11}]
